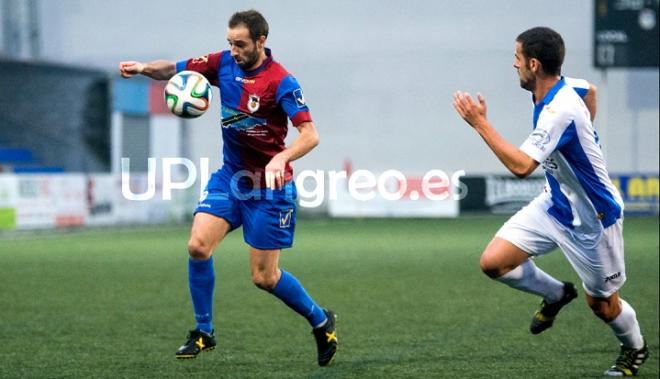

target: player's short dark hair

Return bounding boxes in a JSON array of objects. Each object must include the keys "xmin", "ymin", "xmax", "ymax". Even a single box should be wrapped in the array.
[
  {"xmin": 516, "ymin": 27, "xmax": 565, "ymax": 76},
  {"xmin": 228, "ymin": 9, "xmax": 269, "ymax": 42}
]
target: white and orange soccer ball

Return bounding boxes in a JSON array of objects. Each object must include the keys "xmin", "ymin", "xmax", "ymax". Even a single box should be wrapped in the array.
[{"xmin": 164, "ymin": 71, "xmax": 212, "ymax": 118}]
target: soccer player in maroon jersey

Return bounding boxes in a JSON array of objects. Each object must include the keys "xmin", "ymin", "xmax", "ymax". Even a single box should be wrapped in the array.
[{"xmin": 119, "ymin": 9, "xmax": 337, "ymax": 366}]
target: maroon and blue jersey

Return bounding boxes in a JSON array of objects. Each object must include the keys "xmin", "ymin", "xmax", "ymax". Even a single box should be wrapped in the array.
[{"xmin": 176, "ymin": 48, "xmax": 312, "ymax": 187}]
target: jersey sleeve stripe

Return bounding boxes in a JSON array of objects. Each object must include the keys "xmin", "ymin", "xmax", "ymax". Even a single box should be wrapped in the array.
[
  {"xmin": 175, "ymin": 60, "xmax": 187, "ymax": 73},
  {"xmin": 290, "ymin": 111, "xmax": 312, "ymax": 126}
]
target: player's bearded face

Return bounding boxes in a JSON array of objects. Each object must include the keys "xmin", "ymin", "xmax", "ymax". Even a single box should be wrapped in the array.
[
  {"xmin": 514, "ymin": 42, "xmax": 535, "ymax": 91},
  {"xmin": 235, "ymin": 43, "xmax": 260, "ymax": 70},
  {"xmin": 518, "ymin": 61, "xmax": 536, "ymax": 91},
  {"xmin": 227, "ymin": 26, "xmax": 263, "ymax": 71}
]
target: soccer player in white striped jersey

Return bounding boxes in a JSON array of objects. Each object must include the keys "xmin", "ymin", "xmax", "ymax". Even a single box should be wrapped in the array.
[{"xmin": 453, "ymin": 27, "xmax": 648, "ymax": 377}]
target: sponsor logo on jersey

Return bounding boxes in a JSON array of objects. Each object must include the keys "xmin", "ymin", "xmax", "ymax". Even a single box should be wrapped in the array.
[
  {"xmin": 235, "ymin": 76, "xmax": 256, "ymax": 84},
  {"xmin": 293, "ymin": 89, "xmax": 305, "ymax": 108},
  {"xmin": 542, "ymin": 157, "xmax": 558, "ymax": 171},
  {"xmin": 530, "ymin": 129, "xmax": 551, "ymax": 151},
  {"xmin": 247, "ymin": 94, "xmax": 260, "ymax": 113},
  {"xmin": 279, "ymin": 209, "xmax": 293, "ymax": 228},
  {"xmin": 221, "ymin": 106, "xmax": 266, "ymax": 131},
  {"xmin": 192, "ymin": 55, "xmax": 209, "ymax": 64}
]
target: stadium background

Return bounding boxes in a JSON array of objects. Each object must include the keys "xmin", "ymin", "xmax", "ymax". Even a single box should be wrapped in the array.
[{"xmin": 0, "ymin": 1, "xmax": 658, "ymax": 378}]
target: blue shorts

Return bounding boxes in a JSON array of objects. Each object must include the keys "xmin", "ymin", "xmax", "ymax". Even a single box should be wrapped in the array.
[{"xmin": 194, "ymin": 168, "xmax": 297, "ymax": 250}]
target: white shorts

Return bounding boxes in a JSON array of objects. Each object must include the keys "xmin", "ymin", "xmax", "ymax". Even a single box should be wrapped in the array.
[{"xmin": 496, "ymin": 196, "xmax": 626, "ymax": 298}]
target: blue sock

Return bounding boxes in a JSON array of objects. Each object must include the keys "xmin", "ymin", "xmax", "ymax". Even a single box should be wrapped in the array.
[
  {"xmin": 188, "ymin": 257, "xmax": 215, "ymax": 333},
  {"xmin": 271, "ymin": 270, "xmax": 327, "ymax": 328}
]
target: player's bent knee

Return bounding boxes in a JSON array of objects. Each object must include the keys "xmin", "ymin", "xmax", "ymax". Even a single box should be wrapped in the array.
[
  {"xmin": 251, "ymin": 272, "xmax": 279, "ymax": 291},
  {"xmin": 187, "ymin": 237, "xmax": 212, "ymax": 260},
  {"xmin": 479, "ymin": 253, "xmax": 503, "ymax": 279},
  {"xmin": 587, "ymin": 298, "xmax": 620, "ymax": 322},
  {"xmin": 590, "ymin": 305, "xmax": 617, "ymax": 322}
]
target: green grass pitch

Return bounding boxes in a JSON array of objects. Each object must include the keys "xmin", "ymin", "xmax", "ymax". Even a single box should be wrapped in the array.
[{"xmin": 0, "ymin": 217, "xmax": 657, "ymax": 378}]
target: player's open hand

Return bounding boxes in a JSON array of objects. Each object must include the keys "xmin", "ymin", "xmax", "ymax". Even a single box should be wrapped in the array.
[
  {"xmin": 453, "ymin": 91, "xmax": 488, "ymax": 130},
  {"xmin": 119, "ymin": 61, "xmax": 144, "ymax": 78},
  {"xmin": 265, "ymin": 154, "xmax": 287, "ymax": 190}
]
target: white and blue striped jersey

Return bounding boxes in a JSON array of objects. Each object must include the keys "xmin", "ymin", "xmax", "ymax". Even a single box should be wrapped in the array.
[{"xmin": 520, "ymin": 77, "xmax": 623, "ymax": 233}]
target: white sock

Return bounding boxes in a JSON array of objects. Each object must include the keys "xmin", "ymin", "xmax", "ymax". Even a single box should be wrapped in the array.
[
  {"xmin": 608, "ymin": 299, "xmax": 644, "ymax": 349},
  {"xmin": 496, "ymin": 259, "xmax": 564, "ymax": 303}
]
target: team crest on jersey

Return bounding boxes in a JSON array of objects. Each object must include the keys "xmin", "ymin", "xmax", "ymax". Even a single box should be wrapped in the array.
[
  {"xmin": 293, "ymin": 89, "xmax": 305, "ymax": 108},
  {"xmin": 247, "ymin": 94, "xmax": 260, "ymax": 113}
]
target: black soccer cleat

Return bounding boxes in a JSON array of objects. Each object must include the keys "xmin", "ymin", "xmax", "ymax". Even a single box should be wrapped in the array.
[
  {"xmin": 175, "ymin": 329, "xmax": 216, "ymax": 359},
  {"xmin": 529, "ymin": 282, "xmax": 578, "ymax": 334},
  {"xmin": 312, "ymin": 309, "xmax": 338, "ymax": 366},
  {"xmin": 603, "ymin": 341, "xmax": 649, "ymax": 377}
]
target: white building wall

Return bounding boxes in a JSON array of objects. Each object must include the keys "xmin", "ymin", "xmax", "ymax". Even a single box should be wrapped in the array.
[{"xmin": 32, "ymin": 0, "xmax": 658, "ymax": 176}]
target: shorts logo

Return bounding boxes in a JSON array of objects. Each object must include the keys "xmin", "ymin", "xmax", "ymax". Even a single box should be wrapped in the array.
[
  {"xmin": 247, "ymin": 94, "xmax": 260, "ymax": 113},
  {"xmin": 279, "ymin": 209, "xmax": 293, "ymax": 228},
  {"xmin": 293, "ymin": 89, "xmax": 305, "ymax": 108},
  {"xmin": 530, "ymin": 129, "xmax": 551, "ymax": 151},
  {"xmin": 604, "ymin": 272, "xmax": 621, "ymax": 282}
]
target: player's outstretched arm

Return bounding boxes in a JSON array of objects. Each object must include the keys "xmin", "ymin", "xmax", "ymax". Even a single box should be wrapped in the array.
[
  {"xmin": 264, "ymin": 121, "xmax": 319, "ymax": 189},
  {"xmin": 119, "ymin": 60, "xmax": 176, "ymax": 80},
  {"xmin": 453, "ymin": 91, "xmax": 538, "ymax": 178}
]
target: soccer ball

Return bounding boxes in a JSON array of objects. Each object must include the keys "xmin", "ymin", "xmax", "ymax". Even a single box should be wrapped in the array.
[{"xmin": 164, "ymin": 71, "xmax": 212, "ymax": 118}]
